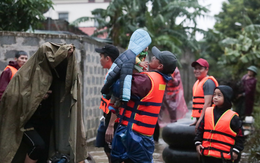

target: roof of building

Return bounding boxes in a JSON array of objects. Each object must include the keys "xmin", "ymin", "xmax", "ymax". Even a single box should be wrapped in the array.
[{"xmin": 79, "ymin": 27, "xmax": 108, "ymax": 39}]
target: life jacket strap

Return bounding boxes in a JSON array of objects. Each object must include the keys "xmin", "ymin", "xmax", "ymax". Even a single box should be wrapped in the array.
[
  {"xmin": 192, "ymin": 107, "xmax": 203, "ymax": 113},
  {"xmin": 202, "ymin": 138, "xmax": 234, "ymax": 147},
  {"xmin": 121, "ymin": 116, "xmax": 156, "ymax": 128},
  {"xmin": 204, "ymin": 129, "xmax": 236, "ymax": 139}
]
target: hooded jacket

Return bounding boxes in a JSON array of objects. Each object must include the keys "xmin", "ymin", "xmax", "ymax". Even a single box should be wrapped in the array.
[
  {"xmin": 0, "ymin": 42, "xmax": 87, "ymax": 163},
  {"xmin": 194, "ymin": 85, "xmax": 244, "ymax": 156},
  {"xmin": 101, "ymin": 29, "xmax": 152, "ymax": 102},
  {"xmin": 0, "ymin": 61, "xmax": 20, "ymax": 100}
]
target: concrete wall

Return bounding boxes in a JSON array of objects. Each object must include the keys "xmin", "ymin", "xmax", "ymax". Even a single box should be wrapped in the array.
[{"xmin": 0, "ymin": 31, "xmax": 115, "ymax": 140}]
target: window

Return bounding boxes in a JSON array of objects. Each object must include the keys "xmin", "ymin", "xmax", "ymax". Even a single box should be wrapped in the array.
[
  {"xmin": 58, "ymin": 12, "xmax": 69, "ymax": 22},
  {"xmin": 104, "ymin": 0, "xmax": 111, "ymax": 2},
  {"xmin": 89, "ymin": 0, "xmax": 95, "ymax": 2}
]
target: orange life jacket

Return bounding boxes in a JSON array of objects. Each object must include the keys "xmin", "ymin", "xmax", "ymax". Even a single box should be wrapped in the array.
[
  {"xmin": 192, "ymin": 76, "xmax": 218, "ymax": 118},
  {"xmin": 99, "ymin": 72, "xmax": 110, "ymax": 114},
  {"xmin": 99, "ymin": 96, "xmax": 110, "ymax": 114},
  {"xmin": 118, "ymin": 71, "xmax": 166, "ymax": 136},
  {"xmin": 4, "ymin": 65, "xmax": 18, "ymax": 80},
  {"xmin": 202, "ymin": 107, "xmax": 238, "ymax": 159}
]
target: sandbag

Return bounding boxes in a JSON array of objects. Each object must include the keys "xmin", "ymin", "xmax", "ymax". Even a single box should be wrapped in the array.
[
  {"xmin": 162, "ymin": 121, "xmax": 196, "ymax": 149},
  {"xmin": 162, "ymin": 146, "xmax": 199, "ymax": 163}
]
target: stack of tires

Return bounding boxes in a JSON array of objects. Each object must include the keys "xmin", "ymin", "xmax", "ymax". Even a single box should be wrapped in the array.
[{"xmin": 162, "ymin": 121, "xmax": 199, "ymax": 163}]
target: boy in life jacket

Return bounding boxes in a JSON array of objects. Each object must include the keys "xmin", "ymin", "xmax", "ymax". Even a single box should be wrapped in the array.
[
  {"xmin": 0, "ymin": 51, "xmax": 28, "ymax": 101},
  {"xmin": 194, "ymin": 85, "xmax": 245, "ymax": 163}
]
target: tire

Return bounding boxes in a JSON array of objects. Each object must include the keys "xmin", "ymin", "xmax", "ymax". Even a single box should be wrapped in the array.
[
  {"xmin": 162, "ymin": 121, "xmax": 196, "ymax": 149},
  {"xmin": 163, "ymin": 146, "xmax": 199, "ymax": 163}
]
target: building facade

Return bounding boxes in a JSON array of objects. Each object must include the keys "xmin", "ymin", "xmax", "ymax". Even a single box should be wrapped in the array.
[{"xmin": 44, "ymin": 0, "xmax": 111, "ymax": 27}]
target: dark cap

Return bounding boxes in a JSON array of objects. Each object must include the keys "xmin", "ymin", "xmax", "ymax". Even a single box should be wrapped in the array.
[
  {"xmin": 191, "ymin": 58, "xmax": 209, "ymax": 68},
  {"xmin": 95, "ymin": 45, "xmax": 119, "ymax": 61},
  {"xmin": 152, "ymin": 46, "xmax": 177, "ymax": 74}
]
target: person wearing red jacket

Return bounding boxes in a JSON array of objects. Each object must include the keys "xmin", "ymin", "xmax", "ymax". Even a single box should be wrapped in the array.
[{"xmin": 0, "ymin": 51, "xmax": 28, "ymax": 101}]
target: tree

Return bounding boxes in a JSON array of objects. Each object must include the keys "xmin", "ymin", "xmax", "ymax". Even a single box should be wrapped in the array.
[
  {"xmin": 73, "ymin": 0, "xmax": 209, "ymax": 56},
  {"xmin": 199, "ymin": 0, "xmax": 260, "ymax": 80},
  {"xmin": 0, "ymin": 0, "xmax": 53, "ymax": 31},
  {"xmin": 73, "ymin": 0, "xmax": 149, "ymax": 48},
  {"xmin": 214, "ymin": 0, "xmax": 260, "ymax": 38},
  {"xmin": 146, "ymin": 0, "xmax": 209, "ymax": 55},
  {"xmin": 219, "ymin": 24, "xmax": 260, "ymax": 77}
]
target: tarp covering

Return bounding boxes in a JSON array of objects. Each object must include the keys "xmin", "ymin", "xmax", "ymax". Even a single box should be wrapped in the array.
[
  {"xmin": 158, "ymin": 68, "xmax": 188, "ymax": 127},
  {"xmin": 0, "ymin": 42, "xmax": 87, "ymax": 162}
]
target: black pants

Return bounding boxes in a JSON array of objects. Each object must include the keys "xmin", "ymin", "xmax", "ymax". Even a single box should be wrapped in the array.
[
  {"xmin": 23, "ymin": 121, "xmax": 52, "ymax": 162},
  {"xmin": 202, "ymin": 156, "xmax": 239, "ymax": 163},
  {"xmin": 153, "ymin": 121, "xmax": 160, "ymax": 142},
  {"xmin": 23, "ymin": 127, "xmax": 45, "ymax": 160},
  {"xmin": 124, "ymin": 158, "xmax": 135, "ymax": 163}
]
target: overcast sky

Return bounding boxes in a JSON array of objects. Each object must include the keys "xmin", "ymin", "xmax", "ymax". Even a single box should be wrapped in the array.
[
  {"xmin": 197, "ymin": 0, "xmax": 227, "ymax": 30},
  {"xmin": 196, "ymin": 0, "xmax": 227, "ymax": 40}
]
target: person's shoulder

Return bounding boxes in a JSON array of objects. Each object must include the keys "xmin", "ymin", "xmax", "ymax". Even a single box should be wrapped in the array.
[
  {"xmin": 132, "ymin": 72, "xmax": 151, "ymax": 84},
  {"xmin": 2, "ymin": 67, "xmax": 12, "ymax": 73},
  {"xmin": 204, "ymin": 78, "xmax": 216, "ymax": 86},
  {"xmin": 133, "ymin": 72, "xmax": 149, "ymax": 78}
]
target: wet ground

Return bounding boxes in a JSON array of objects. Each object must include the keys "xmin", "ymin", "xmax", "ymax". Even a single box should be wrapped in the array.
[
  {"xmin": 86, "ymin": 109, "xmax": 253, "ymax": 163},
  {"xmin": 87, "ymin": 134, "xmax": 168, "ymax": 163}
]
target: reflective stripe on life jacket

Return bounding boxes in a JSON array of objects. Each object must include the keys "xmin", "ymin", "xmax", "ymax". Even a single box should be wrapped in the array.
[
  {"xmin": 192, "ymin": 76, "xmax": 218, "ymax": 118},
  {"xmin": 4, "ymin": 65, "xmax": 18, "ymax": 80},
  {"xmin": 99, "ymin": 72, "xmax": 110, "ymax": 114},
  {"xmin": 119, "ymin": 71, "xmax": 166, "ymax": 136},
  {"xmin": 99, "ymin": 96, "xmax": 110, "ymax": 114},
  {"xmin": 202, "ymin": 107, "xmax": 238, "ymax": 159}
]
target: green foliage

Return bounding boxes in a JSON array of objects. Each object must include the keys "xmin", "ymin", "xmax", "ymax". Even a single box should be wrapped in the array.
[
  {"xmin": 199, "ymin": 0, "xmax": 260, "ymax": 81},
  {"xmin": 146, "ymin": 0, "xmax": 209, "ymax": 56},
  {"xmin": 0, "ymin": 0, "xmax": 53, "ymax": 31},
  {"xmin": 214, "ymin": 0, "xmax": 260, "ymax": 38},
  {"xmin": 198, "ymin": 30, "xmax": 227, "ymax": 80},
  {"xmin": 245, "ymin": 106, "xmax": 260, "ymax": 162},
  {"xmin": 219, "ymin": 24, "xmax": 260, "ymax": 78},
  {"xmin": 72, "ymin": 0, "xmax": 209, "ymax": 55}
]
